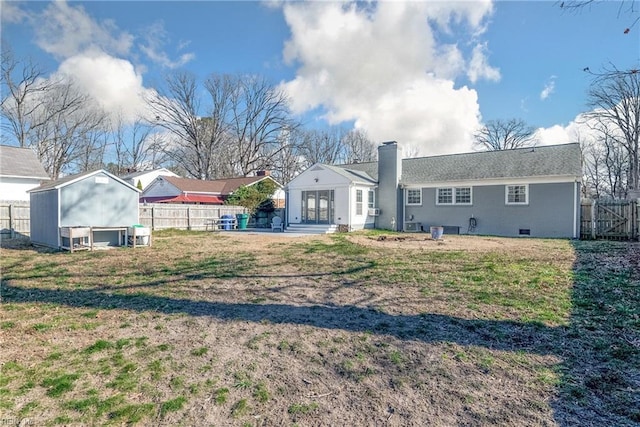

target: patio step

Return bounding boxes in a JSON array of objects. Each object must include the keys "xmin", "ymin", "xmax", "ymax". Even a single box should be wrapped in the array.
[{"xmin": 284, "ymin": 224, "xmax": 338, "ymax": 234}]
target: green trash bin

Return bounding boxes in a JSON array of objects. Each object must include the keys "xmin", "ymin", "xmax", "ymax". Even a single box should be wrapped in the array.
[{"xmin": 236, "ymin": 213, "xmax": 249, "ymax": 230}]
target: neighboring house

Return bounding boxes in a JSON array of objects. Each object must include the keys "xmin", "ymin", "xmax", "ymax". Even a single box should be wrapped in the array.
[
  {"xmin": 140, "ymin": 171, "xmax": 285, "ymax": 205},
  {"xmin": 0, "ymin": 145, "xmax": 50, "ymax": 201},
  {"xmin": 120, "ymin": 168, "xmax": 179, "ymax": 190},
  {"xmin": 29, "ymin": 169, "xmax": 141, "ymax": 249},
  {"xmin": 286, "ymin": 141, "xmax": 582, "ymax": 238}
]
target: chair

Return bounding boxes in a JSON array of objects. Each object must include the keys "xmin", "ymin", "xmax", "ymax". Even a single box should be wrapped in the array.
[{"xmin": 271, "ymin": 216, "xmax": 284, "ymax": 232}]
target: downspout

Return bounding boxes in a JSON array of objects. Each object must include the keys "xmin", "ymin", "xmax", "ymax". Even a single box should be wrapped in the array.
[
  {"xmin": 400, "ymin": 184, "xmax": 405, "ymax": 232},
  {"xmin": 348, "ymin": 183, "xmax": 353, "ymax": 231},
  {"xmin": 57, "ymin": 187, "xmax": 62, "ymax": 249},
  {"xmin": 573, "ymin": 181, "xmax": 580, "ymax": 239}
]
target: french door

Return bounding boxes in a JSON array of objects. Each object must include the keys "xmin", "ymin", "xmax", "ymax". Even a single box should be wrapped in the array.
[{"xmin": 302, "ymin": 190, "xmax": 334, "ymax": 224}]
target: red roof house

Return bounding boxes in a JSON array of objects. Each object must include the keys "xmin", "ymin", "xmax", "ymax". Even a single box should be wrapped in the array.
[{"xmin": 140, "ymin": 173, "xmax": 283, "ymax": 205}]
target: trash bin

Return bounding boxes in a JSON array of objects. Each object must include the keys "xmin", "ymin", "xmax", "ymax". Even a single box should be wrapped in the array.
[
  {"xmin": 430, "ymin": 226, "xmax": 444, "ymax": 240},
  {"xmin": 236, "ymin": 213, "xmax": 249, "ymax": 230},
  {"xmin": 220, "ymin": 214, "xmax": 234, "ymax": 230}
]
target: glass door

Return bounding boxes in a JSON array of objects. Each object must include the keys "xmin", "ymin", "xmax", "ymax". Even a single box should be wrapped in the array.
[{"xmin": 302, "ymin": 190, "xmax": 333, "ymax": 224}]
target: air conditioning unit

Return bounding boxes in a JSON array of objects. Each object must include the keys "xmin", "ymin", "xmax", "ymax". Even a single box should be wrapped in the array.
[
  {"xmin": 368, "ymin": 208, "xmax": 380, "ymax": 216},
  {"xmin": 404, "ymin": 222, "xmax": 421, "ymax": 232}
]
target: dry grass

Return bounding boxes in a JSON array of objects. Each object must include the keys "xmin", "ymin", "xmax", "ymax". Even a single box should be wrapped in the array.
[{"xmin": 0, "ymin": 230, "xmax": 638, "ymax": 426}]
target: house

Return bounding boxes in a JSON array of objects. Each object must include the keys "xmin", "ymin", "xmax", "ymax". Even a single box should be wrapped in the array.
[
  {"xmin": 29, "ymin": 169, "xmax": 141, "ymax": 249},
  {"xmin": 0, "ymin": 145, "xmax": 50, "ymax": 201},
  {"xmin": 140, "ymin": 171, "xmax": 285, "ymax": 206},
  {"xmin": 120, "ymin": 168, "xmax": 179, "ymax": 190},
  {"xmin": 285, "ymin": 141, "xmax": 582, "ymax": 238}
]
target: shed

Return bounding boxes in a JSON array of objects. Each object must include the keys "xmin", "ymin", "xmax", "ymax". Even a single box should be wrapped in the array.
[{"xmin": 29, "ymin": 169, "xmax": 141, "ymax": 249}]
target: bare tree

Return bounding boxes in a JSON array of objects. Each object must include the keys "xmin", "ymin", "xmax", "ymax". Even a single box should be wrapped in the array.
[
  {"xmin": 584, "ymin": 67, "xmax": 640, "ymax": 194},
  {"xmin": 31, "ymin": 80, "xmax": 107, "ymax": 179},
  {"xmin": 559, "ymin": 1, "xmax": 639, "ymax": 36},
  {"xmin": 145, "ymin": 71, "xmax": 218, "ymax": 179},
  {"xmin": 296, "ymin": 128, "xmax": 344, "ymax": 167},
  {"xmin": 340, "ymin": 129, "xmax": 377, "ymax": 164},
  {"xmin": 110, "ymin": 115, "xmax": 163, "ymax": 175},
  {"xmin": 227, "ymin": 75, "xmax": 297, "ymax": 176},
  {"xmin": 473, "ymin": 118, "xmax": 537, "ymax": 151},
  {"xmin": 1, "ymin": 48, "xmax": 57, "ymax": 147}
]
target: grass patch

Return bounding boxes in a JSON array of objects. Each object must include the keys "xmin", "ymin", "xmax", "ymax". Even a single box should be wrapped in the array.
[
  {"xmin": 288, "ymin": 402, "xmax": 319, "ymax": 415},
  {"xmin": 41, "ymin": 373, "xmax": 80, "ymax": 397},
  {"xmin": 230, "ymin": 398, "xmax": 249, "ymax": 418},
  {"xmin": 190, "ymin": 347, "xmax": 208, "ymax": 356},
  {"xmin": 160, "ymin": 396, "xmax": 187, "ymax": 417}
]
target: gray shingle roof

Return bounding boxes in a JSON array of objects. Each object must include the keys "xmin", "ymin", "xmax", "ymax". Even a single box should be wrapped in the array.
[
  {"xmin": 321, "ymin": 164, "xmax": 377, "ymax": 185},
  {"xmin": 0, "ymin": 145, "xmax": 50, "ymax": 179},
  {"xmin": 337, "ymin": 143, "xmax": 582, "ymax": 184}
]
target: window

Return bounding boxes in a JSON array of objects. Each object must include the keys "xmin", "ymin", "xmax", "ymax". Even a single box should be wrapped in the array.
[
  {"xmin": 356, "ymin": 189, "xmax": 363, "ymax": 215},
  {"xmin": 455, "ymin": 187, "xmax": 471, "ymax": 204},
  {"xmin": 437, "ymin": 187, "xmax": 472, "ymax": 205},
  {"xmin": 437, "ymin": 188, "xmax": 453, "ymax": 204},
  {"xmin": 406, "ymin": 188, "xmax": 422, "ymax": 205},
  {"xmin": 368, "ymin": 190, "xmax": 375, "ymax": 209},
  {"xmin": 506, "ymin": 184, "xmax": 528, "ymax": 205}
]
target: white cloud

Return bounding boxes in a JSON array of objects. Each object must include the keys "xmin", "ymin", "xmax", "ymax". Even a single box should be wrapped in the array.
[
  {"xmin": 535, "ymin": 113, "xmax": 598, "ymax": 146},
  {"xmin": 0, "ymin": 0, "xmax": 29, "ymax": 24},
  {"xmin": 279, "ymin": 1, "xmax": 496, "ymax": 156},
  {"xmin": 467, "ymin": 42, "xmax": 501, "ymax": 83},
  {"xmin": 35, "ymin": 0, "xmax": 133, "ymax": 59},
  {"xmin": 540, "ymin": 76, "xmax": 557, "ymax": 100},
  {"xmin": 139, "ymin": 21, "xmax": 195, "ymax": 69},
  {"xmin": 56, "ymin": 53, "xmax": 153, "ymax": 123}
]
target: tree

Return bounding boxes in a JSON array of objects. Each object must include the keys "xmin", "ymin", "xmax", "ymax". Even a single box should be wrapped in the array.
[
  {"xmin": 473, "ymin": 118, "xmax": 537, "ymax": 151},
  {"xmin": 584, "ymin": 67, "xmax": 640, "ymax": 195},
  {"xmin": 296, "ymin": 128, "xmax": 344, "ymax": 167},
  {"xmin": 227, "ymin": 75, "xmax": 297, "ymax": 176},
  {"xmin": 340, "ymin": 129, "xmax": 377, "ymax": 164},
  {"xmin": 225, "ymin": 179, "xmax": 278, "ymax": 217},
  {"xmin": 1, "ymin": 48, "xmax": 57, "ymax": 148},
  {"xmin": 145, "ymin": 71, "xmax": 223, "ymax": 180}
]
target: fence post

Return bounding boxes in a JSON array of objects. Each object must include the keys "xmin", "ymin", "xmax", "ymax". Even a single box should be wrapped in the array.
[
  {"xmin": 187, "ymin": 207, "xmax": 191, "ymax": 230},
  {"xmin": 590, "ymin": 200, "xmax": 596, "ymax": 239},
  {"xmin": 151, "ymin": 206, "xmax": 155, "ymax": 231},
  {"xmin": 9, "ymin": 204, "xmax": 14, "ymax": 239}
]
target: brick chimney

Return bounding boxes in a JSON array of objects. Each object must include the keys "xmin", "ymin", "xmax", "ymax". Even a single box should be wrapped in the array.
[
  {"xmin": 377, "ymin": 141, "xmax": 402, "ymax": 231},
  {"xmin": 256, "ymin": 170, "xmax": 271, "ymax": 176}
]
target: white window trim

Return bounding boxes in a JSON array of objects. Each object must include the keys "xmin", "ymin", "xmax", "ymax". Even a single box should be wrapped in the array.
[
  {"xmin": 356, "ymin": 189, "xmax": 363, "ymax": 215},
  {"xmin": 436, "ymin": 187, "xmax": 473, "ymax": 206},
  {"xmin": 505, "ymin": 184, "xmax": 529, "ymax": 205},
  {"xmin": 406, "ymin": 188, "xmax": 422, "ymax": 206},
  {"xmin": 367, "ymin": 189, "xmax": 375, "ymax": 209}
]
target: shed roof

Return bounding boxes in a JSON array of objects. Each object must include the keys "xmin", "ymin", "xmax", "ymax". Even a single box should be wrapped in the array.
[
  {"xmin": 29, "ymin": 169, "xmax": 141, "ymax": 193},
  {"xmin": 0, "ymin": 145, "xmax": 50, "ymax": 180},
  {"xmin": 340, "ymin": 143, "xmax": 582, "ymax": 184}
]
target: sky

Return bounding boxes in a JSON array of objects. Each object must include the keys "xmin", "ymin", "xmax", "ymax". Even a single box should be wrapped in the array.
[{"xmin": 1, "ymin": 0, "xmax": 638, "ymax": 156}]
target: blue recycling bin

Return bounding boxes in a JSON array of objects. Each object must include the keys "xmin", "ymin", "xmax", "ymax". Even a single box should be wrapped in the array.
[{"xmin": 220, "ymin": 214, "xmax": 234, "ymax": 230}]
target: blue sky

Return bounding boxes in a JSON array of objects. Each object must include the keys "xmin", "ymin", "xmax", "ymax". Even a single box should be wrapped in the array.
[{"xmin": 1, "ymin": 0, "xmax": 638, "ymax": 155}]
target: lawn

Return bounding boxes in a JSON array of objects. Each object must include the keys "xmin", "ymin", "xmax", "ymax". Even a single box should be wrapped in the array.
[{"xmin": 0, "ymin": 230, "xmax": 638, "ymax": 426}]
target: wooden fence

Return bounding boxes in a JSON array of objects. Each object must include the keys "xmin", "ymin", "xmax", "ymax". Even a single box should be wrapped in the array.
[
  {"xmin": 0, "ymin": 201, "xmax": 285, "ymax": 239},
  {"xmin": 138, "ymin": 203, "xmax": 247, "ymax": 230},
  {"xmin": 580, "ymin": 199, "xmax": 639, "ymax": 240},
  {"xmin": 0, "ymin": 201, "xmax": 30, "ymax": 239}
]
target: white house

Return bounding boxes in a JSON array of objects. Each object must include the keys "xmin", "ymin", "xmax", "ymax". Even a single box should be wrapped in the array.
[
  {"xmin": 0, "ymin": 145, "xmax": 50, "ymax": 201},
  {"xmin": 120, "ymin": 168, "xmax": 179, "ymax": 190}
]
